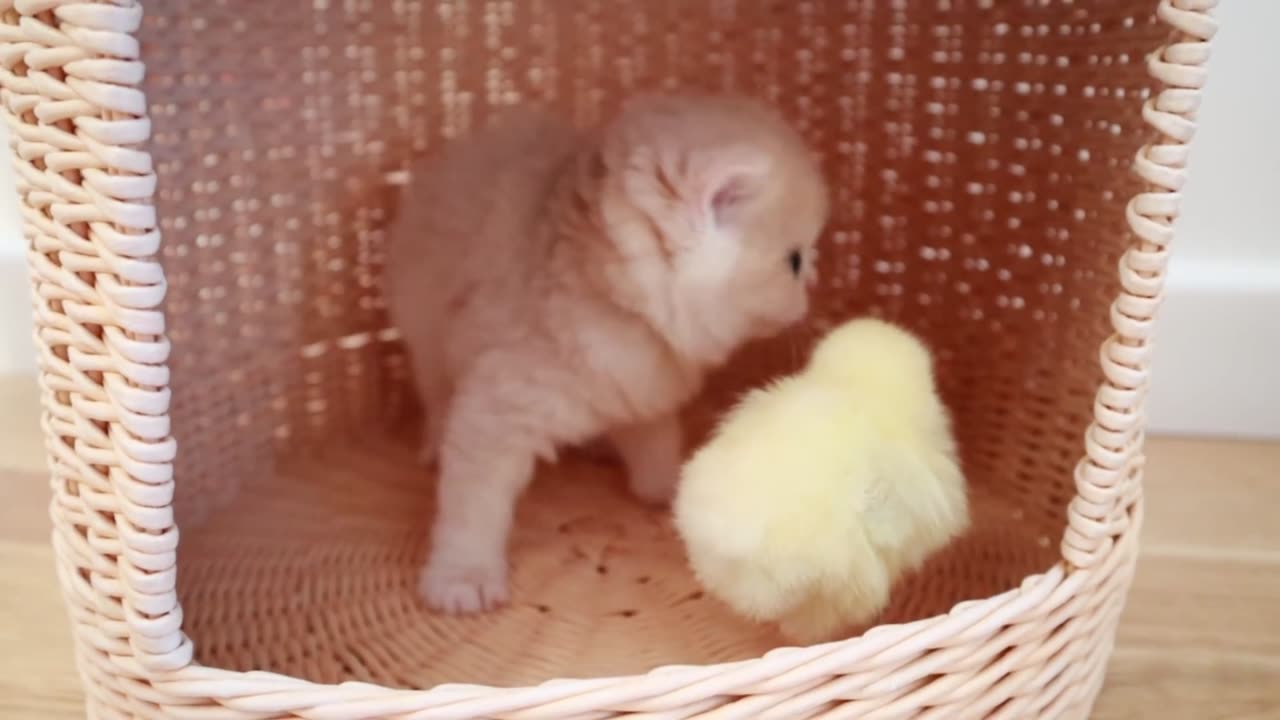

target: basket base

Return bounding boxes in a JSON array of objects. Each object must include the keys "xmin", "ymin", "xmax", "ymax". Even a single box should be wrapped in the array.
[{"xmin": 177, "ymin": 434, "xmax": 1061, "ymax": 689}]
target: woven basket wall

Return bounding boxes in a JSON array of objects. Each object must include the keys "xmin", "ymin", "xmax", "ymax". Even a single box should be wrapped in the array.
[{"xmin": 2, "ymin": 0, "xmax": 1216, "ymax": 717}]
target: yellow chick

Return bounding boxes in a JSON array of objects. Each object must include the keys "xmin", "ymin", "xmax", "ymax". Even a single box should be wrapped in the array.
[{"xmin": 673, "ymin": 317, "xmax": 969, "ymax": 643}]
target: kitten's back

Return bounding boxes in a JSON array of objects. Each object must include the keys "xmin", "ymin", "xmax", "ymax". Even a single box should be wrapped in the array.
[{"xmin": 385, "ymin": 111, "xmax": 580, "ymax": 362}]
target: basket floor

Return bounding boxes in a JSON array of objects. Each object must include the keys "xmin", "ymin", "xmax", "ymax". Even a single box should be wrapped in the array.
[{"xmin": 178, "ymin": 435, "xmax": 1061, "ymax": 689}]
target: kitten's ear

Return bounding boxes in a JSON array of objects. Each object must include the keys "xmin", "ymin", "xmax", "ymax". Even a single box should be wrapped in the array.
[{"xmin": 698, "ymin": 149, "xmax": 771, "ymax": 228}]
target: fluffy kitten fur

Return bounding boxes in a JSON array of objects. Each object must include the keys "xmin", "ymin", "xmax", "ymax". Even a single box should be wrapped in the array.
[{"xmin": 385, "ymin": 94, "xmax": 829, "ymax": 613}]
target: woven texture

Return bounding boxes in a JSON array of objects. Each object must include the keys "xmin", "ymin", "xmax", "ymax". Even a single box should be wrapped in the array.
[{"xmin": 0, "ymin": 0, "xmax": 1215, "ymax": 717}]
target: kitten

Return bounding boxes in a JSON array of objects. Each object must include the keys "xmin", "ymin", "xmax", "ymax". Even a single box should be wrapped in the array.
[{"xmin": 385, "ymin": 93, "xmax": 829, "ymax": 613}]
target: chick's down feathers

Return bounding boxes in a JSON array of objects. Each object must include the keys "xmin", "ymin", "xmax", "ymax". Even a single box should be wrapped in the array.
[{"xmin": 673, "ymin": 318, "xmax": 969, "ymax": 643}]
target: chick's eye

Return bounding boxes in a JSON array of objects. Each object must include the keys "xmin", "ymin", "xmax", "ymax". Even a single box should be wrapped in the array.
[{"xmin": 787, "ymin": 248, "xmax": 803, "ymax": 277}]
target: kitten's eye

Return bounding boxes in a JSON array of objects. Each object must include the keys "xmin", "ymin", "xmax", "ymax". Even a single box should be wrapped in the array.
[{"xmin": 787, "ymin": 248, "xmax": 803, "ymax": 277}]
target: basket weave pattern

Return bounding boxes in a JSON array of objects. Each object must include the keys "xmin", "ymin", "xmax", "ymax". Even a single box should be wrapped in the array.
[{"xmin": 1, "ymin": 0, "xmax": 1216, "ymax": 717}]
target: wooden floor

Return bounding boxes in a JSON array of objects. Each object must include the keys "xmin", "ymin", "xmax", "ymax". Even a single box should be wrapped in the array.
[{"xmin": 0, "ymin": 376, "xmax": 1277, "ymax": 718}]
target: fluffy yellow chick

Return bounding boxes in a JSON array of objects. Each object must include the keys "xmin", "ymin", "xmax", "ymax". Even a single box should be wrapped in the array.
[{"xmin": 673, "ymin": 317, "xmax": 969, "ymax": 643}]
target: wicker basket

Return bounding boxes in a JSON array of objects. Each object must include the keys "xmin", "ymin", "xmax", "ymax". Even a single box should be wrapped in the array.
[{"xmin": 3, "ymin": 0, "xmax": 1216, "ymax": 717}]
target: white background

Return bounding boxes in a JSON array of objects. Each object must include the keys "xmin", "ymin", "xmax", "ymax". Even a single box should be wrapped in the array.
[
  {"xmin": 1141, "ymin": 1, "xmax": 1279, "ymax": 438},
  {"xmin": 0, "ymin": 2, "xmax": 1275, "ymax": 437}
]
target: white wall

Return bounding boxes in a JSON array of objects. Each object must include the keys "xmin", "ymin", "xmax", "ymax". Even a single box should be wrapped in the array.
[
  {"xmin": 1144, "ymin": 1, "xmax": 1280, "ymax": 439},
  {"xmin": 0, "ymin": 2, "xmax": 1274, "ymax": 437},
  {"xmin": 0, "ymin": 122, "xmax": 33, "ymax": 376},
  {"xmin": 1166, "ymin": 3, "xmax": 1279, "ymax": 269}
]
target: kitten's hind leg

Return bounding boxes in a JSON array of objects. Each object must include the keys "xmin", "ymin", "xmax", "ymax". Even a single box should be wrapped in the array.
[
  {"xmin": 421, "ymin": 386, "xmax": 537, "ymax": 614},
  {"xmin": 573, "ymin": 435, "xmax": 619, "ymax": 465},
  {"xmin": 610, "ymin": 412, "xmax": 683, "ymax": 505}
]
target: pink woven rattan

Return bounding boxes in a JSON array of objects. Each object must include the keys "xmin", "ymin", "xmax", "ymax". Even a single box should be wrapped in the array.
[{"xmin": 1, "ymin": 0, "xmax": 1216, "ymax": 717}]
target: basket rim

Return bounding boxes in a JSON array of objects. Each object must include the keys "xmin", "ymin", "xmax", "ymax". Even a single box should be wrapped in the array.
[
  {"xmin": 131, "ymin": 517, "xmax": 1141, "ymax": 717},
  {"xmin": 0, "ymin": 0, "xmax": 1218, "ymax": 715}
]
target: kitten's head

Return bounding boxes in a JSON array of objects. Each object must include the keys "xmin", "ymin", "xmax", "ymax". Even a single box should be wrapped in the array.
[{"xmin": 598, "ymin": 94, "xmax": 830, "ymax": 366}]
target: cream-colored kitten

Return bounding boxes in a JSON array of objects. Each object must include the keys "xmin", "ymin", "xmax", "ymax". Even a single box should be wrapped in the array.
[{"xmin": 385, "ymin": 94, "xmax": 829, "ymax": 614}]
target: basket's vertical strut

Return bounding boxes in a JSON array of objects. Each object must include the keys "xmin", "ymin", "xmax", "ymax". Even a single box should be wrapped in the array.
[
  {"xmin": 1062, "ymin": 0, "xmax": 1218, "ymax": 569},
  {"xmin": 0, "ymin": 0, "xmax": 191, "ymax": 702}
]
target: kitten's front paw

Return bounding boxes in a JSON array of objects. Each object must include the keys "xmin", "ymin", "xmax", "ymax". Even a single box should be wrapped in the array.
[
  {"xmin": 628, "ymin": 469, "xmax": 679, "ymax": 506},
  {"xmin": 419, "ymin": 557, "xmax": 509, "ymax": 614}
]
